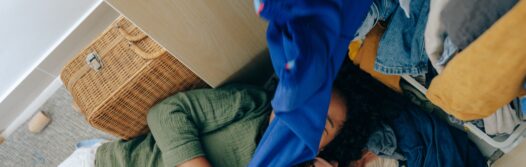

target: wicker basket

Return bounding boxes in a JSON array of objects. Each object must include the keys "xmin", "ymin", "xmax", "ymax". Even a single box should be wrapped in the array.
[{"xmin": 61, "ymin": 16, "xmax": 207, "ymax": 139}]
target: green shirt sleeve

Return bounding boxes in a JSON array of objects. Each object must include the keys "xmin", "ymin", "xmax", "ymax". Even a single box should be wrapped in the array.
[{"xmin": 146, "ymin": 84, "xmax": 270, "ymax": 167}]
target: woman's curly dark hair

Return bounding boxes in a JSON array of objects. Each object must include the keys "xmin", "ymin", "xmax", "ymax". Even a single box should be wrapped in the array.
[{"xmin": 313, "ymin": 59, "xmax": 410, "ymax": 167}]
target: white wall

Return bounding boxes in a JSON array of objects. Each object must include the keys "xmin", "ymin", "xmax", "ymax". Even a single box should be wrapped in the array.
[
  {"xmin": 0, "ymin": 0, "xmax": 100, "ymax": 103},
  {"xmin": 0, "ymin": 0, "xmax": 119, "ymax": 133}
]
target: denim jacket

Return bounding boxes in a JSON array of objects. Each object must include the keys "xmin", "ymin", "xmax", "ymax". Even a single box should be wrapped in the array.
[
  {"xmin": 354, "ymin": 0, "xmax": 399, "ymax": 41},
  {"xmin": 375, "ymin": 0, "xmax": 430, "ymax": 75}
]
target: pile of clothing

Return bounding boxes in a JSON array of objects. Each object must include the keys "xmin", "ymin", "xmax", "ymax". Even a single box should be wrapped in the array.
[
  {"xmin": 424, "ymin": 0, "xmax": 526, "ymax": 122},
  {"xmin": 348, "ymin": 0, "xmax": 526, "ymax": 143},
  {"xmin": 344, "ymin": 21, "xmax": 486, "ymax": 167},
  {"xmin": 249, "ymin": 0, "xmax": 526, "ymax": 166}
]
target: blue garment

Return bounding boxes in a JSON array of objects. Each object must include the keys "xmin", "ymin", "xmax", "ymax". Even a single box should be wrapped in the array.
[
  {"xmin": 366, "ymin": 123, "xmax": 405, "ymax": 160},
  {"xmin": 438, "ymin": 36, "xmax": 459, "ymax": 66},
  {"xmin": 354, "ymin": 4, "xmax": 378, "ymax": 41},
  {"xmin": 391, "ymin": 104, "xmax": 486, "ymax": 167},
  {"xmin": 377, "ymin": 0, "xmax": 399, "ymax": 21},
  {"xmin": 354, "ymin": 0, "xmax": 398, "ymax": 41},
  {"xmin": 521, "ymin": 96, "xmax": 526, "ymax": 116},
  {"xmin": 448, "ymin": 115, "xmax": 486, "ymax": 132},
  {"xmin": 76, "ymin": 138, "xmax": 106, "ymax": 149},
  {"xmin": 250, "ymin": 0, "xmax": 372, "ymax": 166},
  {"xmin": 375, "ymin": 0, "xmax": 430, "ymax": 75}
]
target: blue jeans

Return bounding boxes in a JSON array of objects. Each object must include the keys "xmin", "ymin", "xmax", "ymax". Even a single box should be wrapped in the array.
[
  {"xmin": 391, "ymin": 104, "xmax": 486, "ymax": 167},
  {"xmin": 354, "ymin": 0, "xmax": 399, "ymax": 41},
  {"xmin": 375, "ymin": 0, "xmax": 430, "ymax": 75}
]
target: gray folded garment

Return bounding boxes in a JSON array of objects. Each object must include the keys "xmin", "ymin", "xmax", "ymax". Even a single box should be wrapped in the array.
[
  {"xmin": 366, "ymin": 123, "xmax": 406, "ymax": 160},
  {"xmin": 441, "ymin": 0, "xmax": 518, "ymax": 49}
]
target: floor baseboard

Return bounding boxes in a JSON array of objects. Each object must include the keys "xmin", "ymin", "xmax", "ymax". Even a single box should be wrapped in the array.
[{"xmin": 1, "ymin": 78, "xmax": 63, "ymax": 138}]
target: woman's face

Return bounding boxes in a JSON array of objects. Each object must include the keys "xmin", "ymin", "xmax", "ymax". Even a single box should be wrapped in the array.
[
  {"xmin": 268, "ymin": 90, "xmax": 347, "ymax": 151},
  {"xmin": 318, "ymin": 90, "xmax": 347, "ymax": 150}
]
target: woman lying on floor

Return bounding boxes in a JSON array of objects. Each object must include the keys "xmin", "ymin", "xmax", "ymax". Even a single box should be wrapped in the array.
[
  {"xmin": 60, "ymin": 60, "xmax": 486, "ymax": 167},
  {"xmin": 310, "ymin": 61, "xmax": 487, "ymax": 167}
]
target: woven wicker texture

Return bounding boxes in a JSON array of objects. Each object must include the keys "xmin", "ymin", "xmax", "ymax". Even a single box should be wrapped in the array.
[{"xmin": 60, "ymin": 16, "xmax": 207, "ymax": 139}]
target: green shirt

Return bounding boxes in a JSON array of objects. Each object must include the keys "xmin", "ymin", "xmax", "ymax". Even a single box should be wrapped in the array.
[{"xmin": 95, "ymin": 84, "xmax": 271, "ymax": 167}]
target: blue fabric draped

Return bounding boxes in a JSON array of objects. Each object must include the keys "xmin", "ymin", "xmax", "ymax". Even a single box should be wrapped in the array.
[{"xmin": 249, "ymin": 0, "xmax": 372, "ymax": 166}]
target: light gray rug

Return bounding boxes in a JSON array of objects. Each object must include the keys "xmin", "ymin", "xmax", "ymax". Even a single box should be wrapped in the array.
[{"xmin": 0, "ymin": 87, "xmax": 114, "ymax": 167}]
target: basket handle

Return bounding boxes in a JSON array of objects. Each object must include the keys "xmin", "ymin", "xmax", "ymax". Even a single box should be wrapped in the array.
[
  {"xmin": 115, "ymin": 25, "xmax": 147, "ymax": 42},
  {"xmin": 116, "ymin": 23, "xmax": 166, "ymax": 59},
  {"xmin": 127, "ymin": 41, "xmax": 166, "ymax": 59}
]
